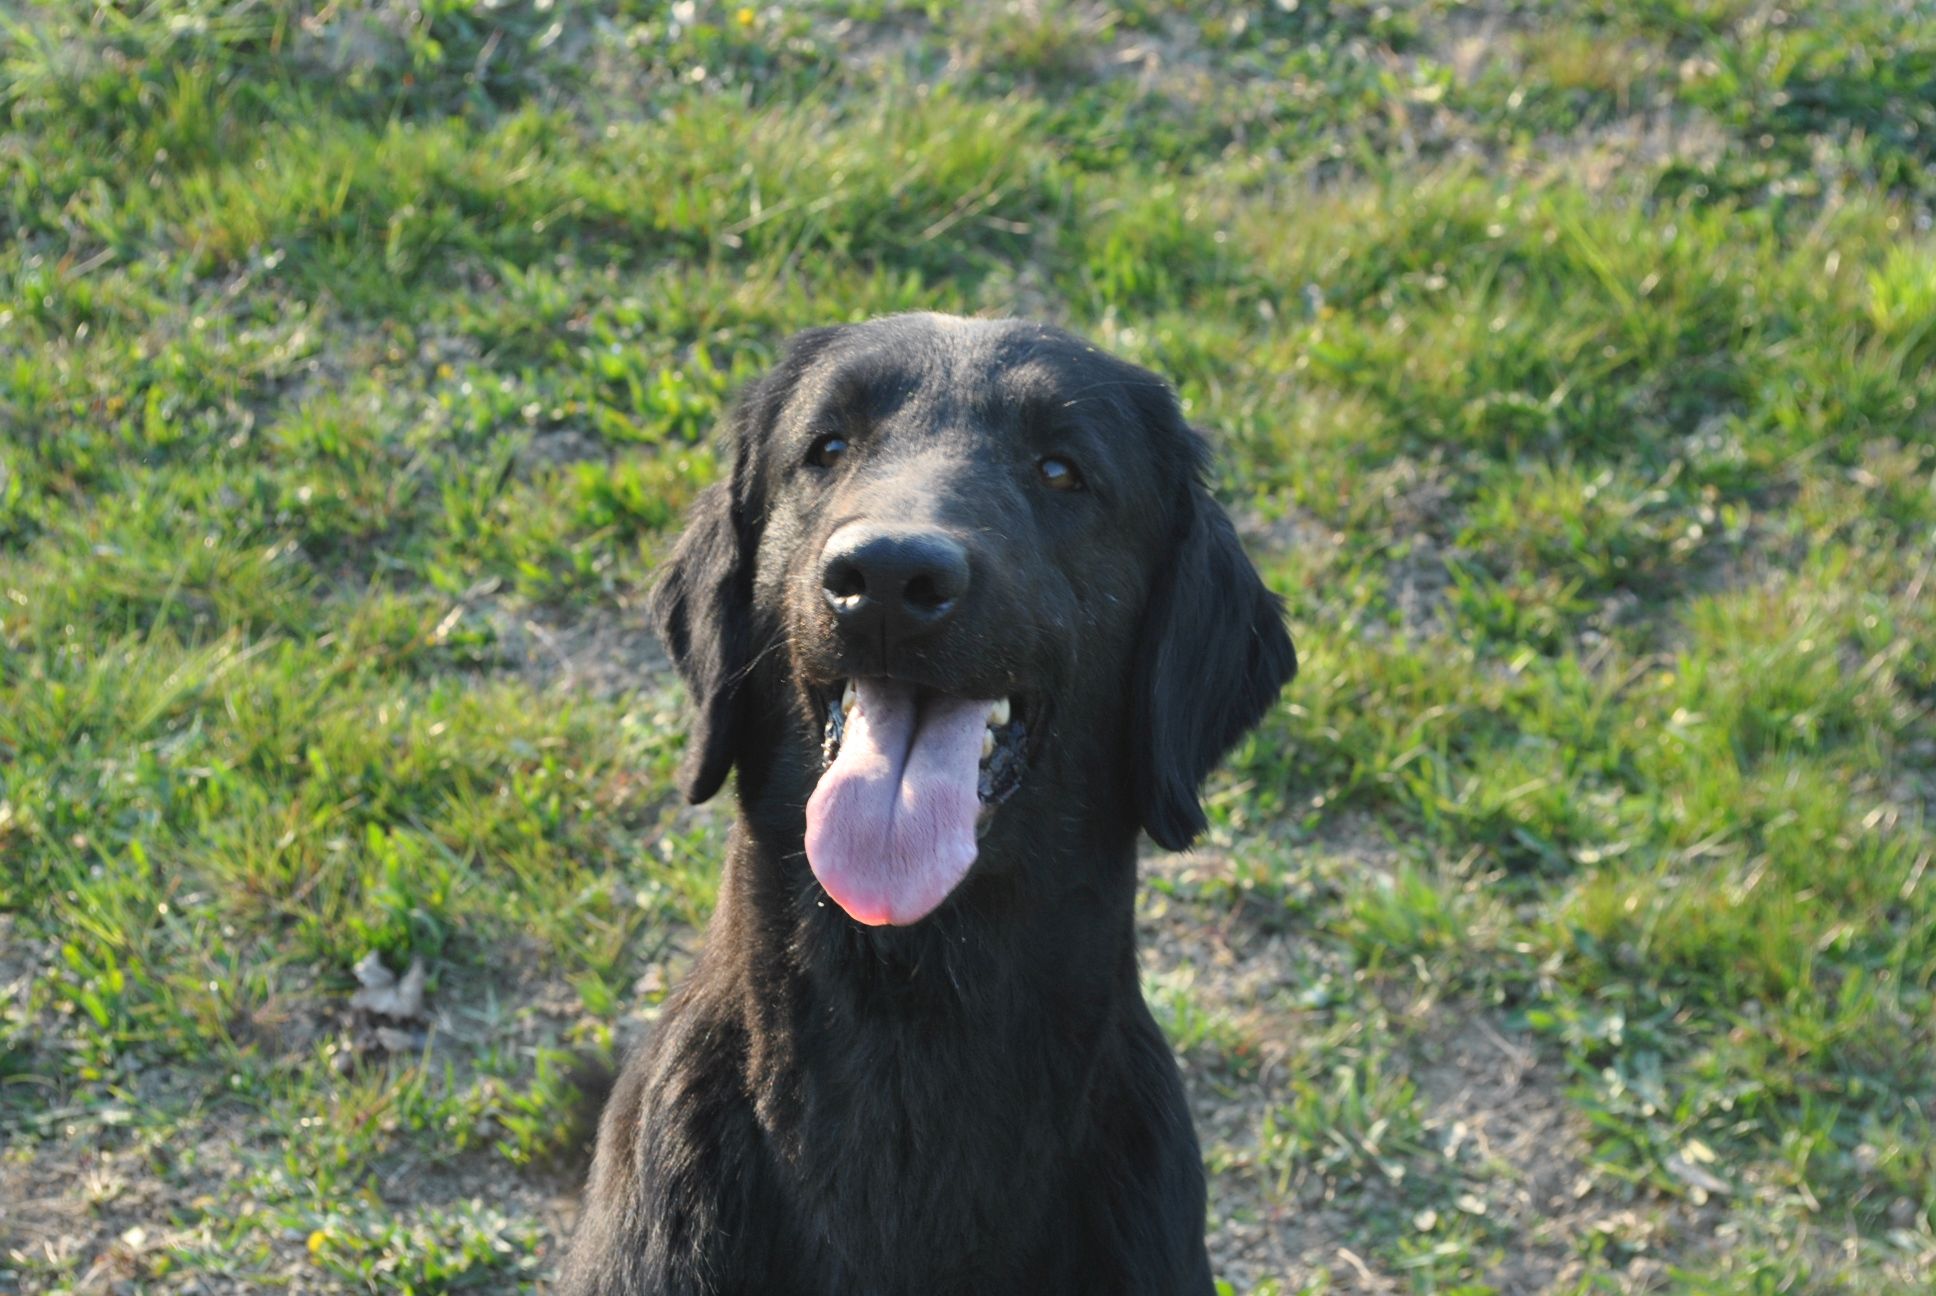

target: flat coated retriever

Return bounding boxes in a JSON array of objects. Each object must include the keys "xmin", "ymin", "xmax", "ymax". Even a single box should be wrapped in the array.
[{"xmin": 561, "ymin": 313, "xmax": 1296, "ymax": 1296}]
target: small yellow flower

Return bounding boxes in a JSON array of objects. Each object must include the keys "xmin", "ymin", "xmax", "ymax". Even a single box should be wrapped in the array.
[{"xmin": 736, "ymin": 6, "xmax": 756, "ymax": 27}]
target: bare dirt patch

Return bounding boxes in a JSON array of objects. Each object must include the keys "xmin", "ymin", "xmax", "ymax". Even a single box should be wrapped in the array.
[
  {"xmin": 1237, "ymin": 504, "xmax": 1342, "ymax": 564},
  {"xmin": 1408, "ymin": 1004, "xmax": 1630, "ymax": 1293},
  {"xmin": 0, "ymin": 1084, "xmax": 260, "ymax": 1295},
  {"xmin": 1405, "ymin": 995, "xmax": 1746, "ymax": 1294},
  {"xmin": 487, "ymin": 601, "xmax": 669, "ymax": 699},
  {"xmin": 1137, "ymin": 831, "xmax": 1379, "ymax": 1292},
  {"xmin": 1136, "ymin": 818, "xmax": 1724, "ymax": 1293}
]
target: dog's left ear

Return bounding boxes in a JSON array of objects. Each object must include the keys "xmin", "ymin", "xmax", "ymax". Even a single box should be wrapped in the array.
[{"xmin": 1134, "ymin": 471, "xmax": 1298, "ymax": 851}]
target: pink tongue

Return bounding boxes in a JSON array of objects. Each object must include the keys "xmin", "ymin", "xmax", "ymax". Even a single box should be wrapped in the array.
[{"xmin": 804, "ymin": 679, "xmax": 991, "ymax": 926}]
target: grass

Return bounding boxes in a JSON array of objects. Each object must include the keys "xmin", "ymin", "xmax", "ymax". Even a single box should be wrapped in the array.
[{"xmin": 3, "ymin": 0, "xmax": 1933, "ymax": 1291}]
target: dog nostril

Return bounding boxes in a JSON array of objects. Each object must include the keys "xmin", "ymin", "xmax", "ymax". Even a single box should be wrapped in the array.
[
  {"xmin": 820, "ymin": 525, "xmax": 970, "ymax": 639},
  {"xmin": 824, "ymin": 561, "xmax": 868, "ymax": 603},
  {"xmin": 903, "ymin": 572, "xmax": 951, "ymax": 614}
]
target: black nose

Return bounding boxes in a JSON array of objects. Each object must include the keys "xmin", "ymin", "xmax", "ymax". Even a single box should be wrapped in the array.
[{"xmin": 821, "ymin": 524, "xmax": 971, "ymax": 652}]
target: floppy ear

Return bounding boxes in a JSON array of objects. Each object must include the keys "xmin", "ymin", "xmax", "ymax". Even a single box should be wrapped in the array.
[
  {"xmin": 648, "ymin": 327, "xmax": 847, "ymax": 803},
  {"xmin": 648, "ymin": 478, "xmax": 756, "ymax": 804},
  {"xmin": 1134, "ymin": 479, "xmax": 1298, "ymax": 851}
]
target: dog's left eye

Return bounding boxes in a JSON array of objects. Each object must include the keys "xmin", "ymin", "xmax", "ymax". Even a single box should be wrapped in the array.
[
  {"xmin": 807, "ymin": 434, "xmax": 848, "ymax": 469},
  {"xmin": 1038, "ymin": 456, "xmax": 1084, "ymax": 492}
]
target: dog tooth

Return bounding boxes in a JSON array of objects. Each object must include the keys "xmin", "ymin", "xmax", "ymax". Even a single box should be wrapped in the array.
[
  {"xmin": 981, "ymin": 728, "xmax": 995, "ymax": 760},
  {"xmin": 988, "ymin": 698, "xmax": 1011, "ymax": 727},
  {"xmin": 841, "ymin": 680, "xmax": 856, "ymax": 714}
]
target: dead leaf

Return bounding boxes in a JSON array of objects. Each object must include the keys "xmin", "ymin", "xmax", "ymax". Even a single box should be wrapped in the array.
[
  {"xmin": 348, "ymin": 952, "xmax": 427, "ymax": 1022},
  {"xmin": 1665, "ymin": 1150, "xmax": 1730, "ymax": 1202},
  {"xmin": 373, "ymin": 1025, "xmax": 425, "ymax": 1053}
]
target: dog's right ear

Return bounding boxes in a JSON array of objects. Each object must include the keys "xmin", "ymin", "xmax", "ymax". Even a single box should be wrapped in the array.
[
  {"xmin": 648, "ymin": 327, "xmax": 845, "ymax": 803},
  {"xmin": 648, "ymin": 477, "xmax": 753, "ymax": 804}
]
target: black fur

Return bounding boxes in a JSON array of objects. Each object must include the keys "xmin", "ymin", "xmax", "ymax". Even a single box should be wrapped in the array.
[
  {"xmin": 1135, "ymin": 468, "xmax": 1299, "ymax": 851},
  {"xmin": 561, "ymin": 314, "xmax": 1296, "ymax": 1296}
]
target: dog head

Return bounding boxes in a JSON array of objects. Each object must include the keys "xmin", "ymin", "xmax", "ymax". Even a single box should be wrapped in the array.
[{"xmin": 650, "ymin": 314, "xmax": 1296, "ymax": 926}]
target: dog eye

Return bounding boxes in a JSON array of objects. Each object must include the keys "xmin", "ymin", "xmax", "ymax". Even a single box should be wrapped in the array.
[
  {"xmin": 1038, "ymin": 456, "xmax": 1084, "ymax": 492},
  {"xmin": 807, "ymin": 434, "xmax": 848, "ymax": 469}
]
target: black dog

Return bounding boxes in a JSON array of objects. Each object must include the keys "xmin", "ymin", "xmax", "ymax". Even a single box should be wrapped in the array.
[{"xmin": 561, "ymin": 314, "xmax": 1296, "ymax": 1296}]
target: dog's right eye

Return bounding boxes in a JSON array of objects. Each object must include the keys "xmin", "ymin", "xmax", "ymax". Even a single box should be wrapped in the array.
[{"xmin": 806, "ymin": 434, "xmax": 848, "ymax": 469}]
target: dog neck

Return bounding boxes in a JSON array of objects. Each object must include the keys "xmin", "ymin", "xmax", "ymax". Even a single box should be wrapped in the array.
[{"xmin": 718, "ymin": 789, "xmax": 1147, "ymax": 1232}]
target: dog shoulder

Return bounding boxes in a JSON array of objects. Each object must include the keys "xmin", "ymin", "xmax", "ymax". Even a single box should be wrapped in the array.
[{"xmin": 561, "ymin": 1003, "xmax": 786, "ymax": 1295}]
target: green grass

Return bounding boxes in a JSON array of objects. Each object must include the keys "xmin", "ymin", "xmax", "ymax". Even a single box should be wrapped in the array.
[{"xmin": 4, "ymin": 0, "xmax": 1934, "ymax": 1291}]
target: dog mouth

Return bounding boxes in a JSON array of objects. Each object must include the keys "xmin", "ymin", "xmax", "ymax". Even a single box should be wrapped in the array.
[
  {"xmin": 803, "ymin": 679, "xmax": 1032, "ymax": 928},
  {"xmin": 821, "ymin": 681, "xmax": 1030, "ymax": 809}
]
